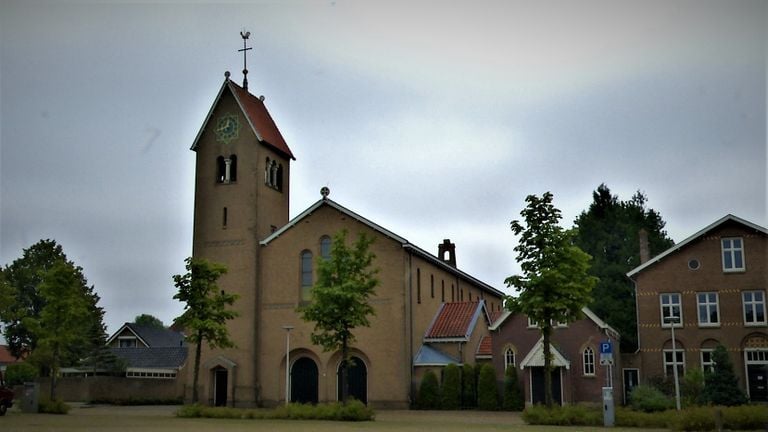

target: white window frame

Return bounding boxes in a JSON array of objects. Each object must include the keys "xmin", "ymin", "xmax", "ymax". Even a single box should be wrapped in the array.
[
  {"xmin": 721, "ymin": 237, "xmax": 745, "ymax": 272},
  {"xmin": 118, "ymin": 336, "xmax": 138, "ymax": 348},
  {"xmin": 700, "ymin": 349, "xmax": 715, "ymax": 373},
  {"xmin": 527, "ymin": 317, "xmax": 568, "ymax": 328},
  {"xmin": 583, "ymin": 347, "xmax": 596, "ymax": 376},
  {"xmin": 504, "ymin": 348, "xmax": 515, "ymax": 370},
  {"xmin": 742, "ymin": 290, "xmax": 767, "ymax": 326},
  {"xmin": 697, "ymin": 292, "xmax": 720, "ymax": 327},
  {"xmin": 663, "ymin": 349, "xmax": 685, "ymax": 377},
  {"xmin": 660, "ymin": 293, "xmax": 683, "ymax": 328}
]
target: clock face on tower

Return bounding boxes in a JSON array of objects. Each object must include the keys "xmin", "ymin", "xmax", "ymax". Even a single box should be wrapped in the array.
[{"xmin": 215, "ymin": 113, "xmax": 240, "ymax": 144}]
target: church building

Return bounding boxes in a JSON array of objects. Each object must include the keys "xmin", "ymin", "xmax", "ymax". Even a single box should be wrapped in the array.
[{"xmin": 186, "ymin": 69, "xmax": 505, "ymax": 408}]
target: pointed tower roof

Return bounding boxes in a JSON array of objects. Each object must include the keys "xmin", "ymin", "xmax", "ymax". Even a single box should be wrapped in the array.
[{"xmin": 191, "ymin": 76, "xmax": 295, "ymax": 160}]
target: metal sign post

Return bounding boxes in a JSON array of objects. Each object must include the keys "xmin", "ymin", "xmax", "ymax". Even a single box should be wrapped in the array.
[{"xmin": 600, "ymin": 341, "xmax": 614, "ymax": 427}]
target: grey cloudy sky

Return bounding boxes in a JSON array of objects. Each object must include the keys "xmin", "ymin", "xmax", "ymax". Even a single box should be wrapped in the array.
[{"xmin": 1, "ymin": 1, "xmax": 765, "ymax": 338}]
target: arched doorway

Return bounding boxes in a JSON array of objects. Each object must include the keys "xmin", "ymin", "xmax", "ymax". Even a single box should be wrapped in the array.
[
  {"xmin": 290, "ymin": 357, "xmax": 319, "ymax": 404},
  {"xmin": 337, "ymin": 356, "xmax": 368, "ymax": 404},
  {"xmin": 212, "ymin": 367, "xmax": 228, "ymax": 407}
]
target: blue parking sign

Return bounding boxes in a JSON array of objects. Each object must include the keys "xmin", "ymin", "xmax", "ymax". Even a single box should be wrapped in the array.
[{"xmin": 600, "ymin": 341, "xmax": 612, "ymax": 354}]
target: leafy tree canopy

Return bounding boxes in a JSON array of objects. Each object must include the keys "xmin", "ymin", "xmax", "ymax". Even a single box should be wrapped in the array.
[
  {"xmin": 299, "ymin": 229, "xmax": 379, "ymax": 403},
  {"xmin": 573, "ymin": 184, "xmax": 674, "ymax": 351},
  {"xmin": 505, "ymin": 192, "xmax": 597, "ymax": 407},
  {"xmin": 173, "ymin": 257, "xmax": 238, "ymax": 403},
  {"xmin": 134, "ymin": 314, "xmax": 165, "ymax": 329},
  {"xmin": 0, "ymin": 240, "xmax": 107, "ymax": 367}
]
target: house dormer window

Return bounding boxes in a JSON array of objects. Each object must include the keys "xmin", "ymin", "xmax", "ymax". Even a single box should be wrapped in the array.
[
  {"xmin": 118, "ymin": 336, "xmax": 138, "ymax": 348},
  {"xmin": 721, "ymin": 237, "xmax": 745, "ymax": 272}
]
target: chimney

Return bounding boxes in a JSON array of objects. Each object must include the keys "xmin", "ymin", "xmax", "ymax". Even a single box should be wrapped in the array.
[
  {"xmin": 639, "ymin": 228, "xmax": 650, "ymax": 264},
  {"xmin": 438, "ymin": 239, "xmax": 456, "ymax": 267}
]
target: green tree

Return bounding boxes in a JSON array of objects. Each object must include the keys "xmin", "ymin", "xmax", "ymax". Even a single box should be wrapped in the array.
[
  {"xmin": 573, "ymin": 184, "xmax": 673, "ymax": 351},
  {"xmin": 505, "ymin": 192, "xmax": 597, "ymax": 408},
  {"xmin": 28, "ymin": 261, "xmax": 90, "ymax": 400},
  {"xmin": 701, "ymin": 345, "xmax": 747, "ymax": 406},
  {"xmin": 299, "ymin": 230, "xmax": 379, "ymax": 404},
  {"xmin": 440, "ymin": 363, "xmax": 461, "ymax": 410},
  {"xmin": 0, "ymin": 240, "xmax": 107, "ymax": 374},
  {"xmin": 461, "ymin": 363, "xmax": 477, "ymax": 408},
  {"xmin": 0, "ymin": 240, "xmax": 72, "ymax": 358},
  {"xmin": 502, "ymin": 365, "xmax": 524, "ymax": 411},
  {"xmin": 417, "ymin": 370, "xmax": 440, "ymax": 409},
  {"xmin": 477, "ymin": 363, "xmax": 498, "ymax": 410},
  {"xmin": 173, "ymin": 257, "xmax": 238, "ymax": 403},
  {"xmin": 133, "ymin": 314, "xmax": 165, "ymax": 329}
]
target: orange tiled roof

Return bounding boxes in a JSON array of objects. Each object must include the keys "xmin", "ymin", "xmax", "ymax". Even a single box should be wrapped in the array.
[
  {"xmin": 228, "ymin": 81, "xmax": 295, "ymax": 160},
  {"xmin": 426, "ymin": 301, "xmax": 484, "ymax": 339},
  {"xmin": 0, "ymin": 345, "xmax": 21, "ymax": 364},
  {"xmin": 488, "ymin": 309, "xmax": 503, "ymax": 325},
  {"xmin": 476, "ymin": 335, "xmax": 492, "ymax": 357}
]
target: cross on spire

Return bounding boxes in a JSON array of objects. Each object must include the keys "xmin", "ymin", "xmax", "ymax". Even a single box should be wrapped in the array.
[{"xmin": 239, "ymin": 31, "xmax": 252, "ymax": 90}]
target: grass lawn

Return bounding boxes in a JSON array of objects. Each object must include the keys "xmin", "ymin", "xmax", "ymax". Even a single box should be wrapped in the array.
[{"xmin": 0, "ymin": 404, "xmax": 666, "ymax": 432}]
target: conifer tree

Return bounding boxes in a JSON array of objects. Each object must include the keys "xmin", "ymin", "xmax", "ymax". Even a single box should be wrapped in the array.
[
  {"xmin": 701, "ymin": 345, "xmax": 747, "ymax": 406},
  {"xmin": 440, "ymin": 363, "xmax": 461, "ymax": 410},
  {"xmin": 417, "ymin": 370, "xmax": 440, "ymax": 409},
  {"xmin": 477, "ymin": 363, "xmax": 498, "ymax": 410},
  {"xmin": 461, "ymin": 363, "xmax": 477, "ymax": 408},
  {"xmin": 502, "ymin": 365, "xmax": 524, "ymax": 411}
]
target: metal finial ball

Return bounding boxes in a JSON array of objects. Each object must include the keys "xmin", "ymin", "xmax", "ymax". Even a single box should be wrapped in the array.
[
  {"xmin": 320, "ymin": 187, "xmax": 330, "ymax": 198},
  {"xmin": 224, "ymin": 71, "xmax": 231, "ymax": 79}
]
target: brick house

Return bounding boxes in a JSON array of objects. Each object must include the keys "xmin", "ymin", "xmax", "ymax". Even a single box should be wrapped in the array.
[
  {"xmin": 489, "ymin": 307, "xmax": 621, "ymax": 406},
  {"xmin": 627, "ymin": 214, "xmax": 767, "ymax": 402}
]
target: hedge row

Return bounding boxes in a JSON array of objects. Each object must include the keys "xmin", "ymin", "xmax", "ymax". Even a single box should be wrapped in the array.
[{"xmin": 176, "ymin": 400, "xmax": 374, "ymax": 421}]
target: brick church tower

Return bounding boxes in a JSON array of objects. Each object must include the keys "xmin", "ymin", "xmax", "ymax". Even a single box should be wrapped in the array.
[{"xmin": 188, "ymin": 65, "xmax": 295, "ymax": 406}]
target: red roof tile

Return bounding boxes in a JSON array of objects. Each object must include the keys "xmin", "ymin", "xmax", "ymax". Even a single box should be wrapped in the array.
[
  {"xmin": 488, "ymin": 309, "xmax": 503, "ymax": 325},
  {"xmin": 0, "ymin": 345, "xmax": 21, "ymax": 364},
  {"xmin": 228, "ymin": 81, "xmax": 295, "ymax": 160},
  {"xmin": 426, "ymin": 301, "xmax": 484, "ymax": 339},
  {"xmin": 476, "ymin": 336, "xmax": 492, "ymax": 357}
]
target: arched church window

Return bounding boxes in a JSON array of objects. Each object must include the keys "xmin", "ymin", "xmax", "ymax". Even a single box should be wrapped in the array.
[
  {"xmin": 504, "ymin": 347, "xmax": 516, "ymax": 370},
  {"xmin": 270, "ymin": 162, "xmax": 278, "ymax": 188},
  {"xmin": 229, "ymin": 155, "xmax": 237, "ymax": 182},
  {"xmin": 300, "ymin": 250, "xmax": 313, "ymax": 302},
  {"xmin": 583, "ymin": 347, "xmax": 595, "ymax": 376},
  {"xmin": 320, "ymin": 236, "xmax": 331, "ymax": 260},
  {"xmin": 265, "ymin": 157, "xmax": 272, "ymax": 186},
  {"xmin": 216, "ymin": 156, "xmax": 226, "ymax": 183}
]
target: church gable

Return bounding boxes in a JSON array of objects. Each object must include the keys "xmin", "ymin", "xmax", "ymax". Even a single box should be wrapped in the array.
[{"xmin": 191, "ymin": 77, "xmax": 294, "ymax": 160}]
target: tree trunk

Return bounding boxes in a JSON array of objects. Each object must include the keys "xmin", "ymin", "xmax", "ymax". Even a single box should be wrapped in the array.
[
  {"xmin": 192, "ymin": 331, "xmax": 202, "ymax": 403},
  {"xmin": 341, "ymin": 336, "xmax": 349, "ymax": 404},
  {"xmin": 542, "ymin": 325, "xmax": 553, "ymax": 408},
  {"xmin": 50, "ymin": 347, "xmax": 58, "ymax": 401}
]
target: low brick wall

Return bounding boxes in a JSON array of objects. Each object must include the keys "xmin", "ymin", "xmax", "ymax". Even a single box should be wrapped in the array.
[{"xmin": 35, "ymin": 376, "xmax": 185, "ymax": 402}]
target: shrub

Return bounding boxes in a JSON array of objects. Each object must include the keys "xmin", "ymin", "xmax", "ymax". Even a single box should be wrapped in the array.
[
  {"xmin": 416, "ymin": 370, "xmax": 440, "ymax": 409},
  {"xmin": 673, "ymin": 406, "xmax": 715, "ymax": 431},
  {"xmin": 502, "ymin": 365, "xmax": 524, "ymax": 411},
  {"xmin": 476, "ymin": 363, "xmax": 498, "ymax": 410},
  {"xmin": 460, "ymin": 363, "xmax": 476, "ymax": 408},
  {"xmin": 522, "ymin": 404, "xmax": 601, "ymax": 426},
  {"xmin": 176, "ymin": 400, "xmax": 374, "ymax": 421},
  {"xmin": 440, "ymin": 364, "xmax": 460, "ymax": 410},
  {"xmin": 4, "ymin": 362, "xmax": 38, "ymax": 386},
  {"xmin": 615, "ymin": 406, "xmax": 674, "ymax": 429},
  {"xmin": 721, "ymin": 405, "xmax": 768, "ymax": 430},
  {"xmin": 681, "ymin": 368, "xmax": 704, "ymax": 407},
  {"xmin": 88, "ymin": 397, "xmax": 183, "ymax": 406},
  {"xmin": 39, "ymin": 399, "xmax": 70, "ymax": 414},
  {"xmin": 629, "ymin": 384, "xmax": 673, "ymax": 412}
]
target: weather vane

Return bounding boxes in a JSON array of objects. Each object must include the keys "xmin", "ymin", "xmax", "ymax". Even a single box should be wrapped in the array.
[{"xmin": 239, "ymin": 31, "xmax": 252, "ymax": 90}]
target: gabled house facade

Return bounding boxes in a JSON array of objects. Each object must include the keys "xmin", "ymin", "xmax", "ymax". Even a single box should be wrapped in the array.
[
  {"xmin": 104, "ymin": 323, "xmax": 187, "ymax": 379},
  {"xmin": 627, "ymin": 214, "xmax": 768, "ymax": 402},
  {"xmin": 489, "ymin": 308, "xmax": 621, "ymax": 406}
]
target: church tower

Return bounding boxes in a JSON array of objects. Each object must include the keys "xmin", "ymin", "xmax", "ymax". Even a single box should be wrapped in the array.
[{"xmin": 188, "ymin": 36, "xmax": 295, "ymax": 406}]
